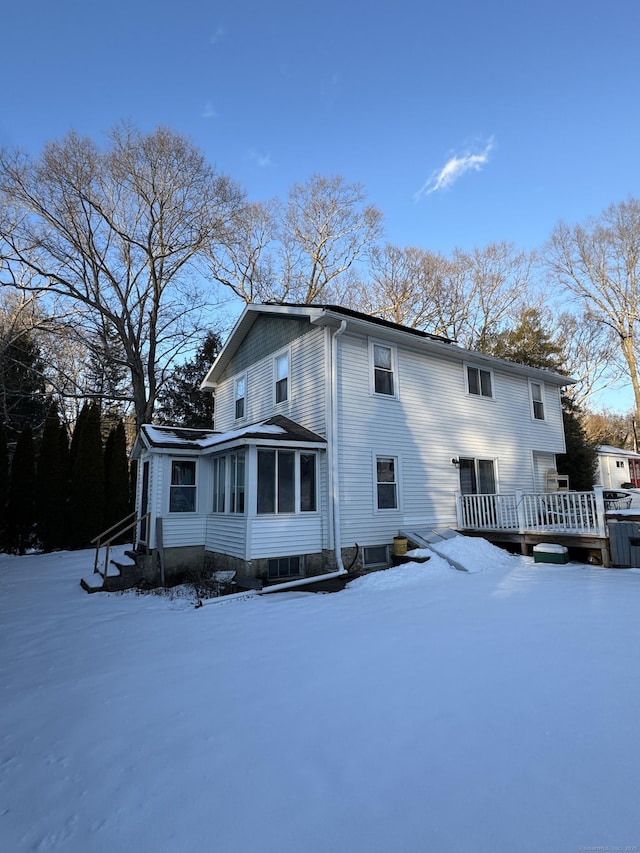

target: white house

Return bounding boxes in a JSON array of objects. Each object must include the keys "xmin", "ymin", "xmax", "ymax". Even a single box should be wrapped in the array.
[
  {"xmin": 595, "ymin": 445, "xmax": 640, "ymax": 490},
  {"xmin": 131, "ymin": 303, "xmax": 573, "ymax": 583}
]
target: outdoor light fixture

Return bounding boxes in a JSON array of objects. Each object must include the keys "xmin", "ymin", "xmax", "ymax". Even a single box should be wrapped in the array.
[{"xmin": 451, "ymin": 458, "xmax": 460, "ymax": 467}]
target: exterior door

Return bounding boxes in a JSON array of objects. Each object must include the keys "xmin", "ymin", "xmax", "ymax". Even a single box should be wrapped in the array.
[{"xmin": 139, "ymin": 461, "xmax": 150, "ymax": 543}]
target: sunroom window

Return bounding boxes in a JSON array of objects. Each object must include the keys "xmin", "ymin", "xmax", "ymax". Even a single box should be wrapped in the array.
[
  {"xmin": 257, "ymin": 449, "xmax": 317, "ymax": 514},
  {"xmin": 170, "ymin": 460, "xmax": 196, "ymax": 512}
]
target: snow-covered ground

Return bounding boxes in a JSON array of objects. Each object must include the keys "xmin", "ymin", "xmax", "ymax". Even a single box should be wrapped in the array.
[{"xmin": 1, "ymin": 541, "xmax": 640, "ymax": 852}]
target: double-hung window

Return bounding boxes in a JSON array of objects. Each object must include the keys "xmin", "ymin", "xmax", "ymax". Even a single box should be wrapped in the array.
[
  {"xmin": 275, "ymin": 352, "xmax": 289, "ymax": 404},
  {"xmin": 257, "ymin": 449, "xmax": 317, "ymax": 514},
  {"xmin": 372, "ymin": 343, "xmax": 395, "ymax": 396},
  {"xmin": 235, "ymin": 375, "xmax": 246, "ymax": 420},
  {"xmin": 376, "ymin": 456, "xmax": 398, "ymax": 510},
  {"xmin": 170, "ymin": 460, "xmax": 197, "ymax": 512},
  {"xmin": 466, "ymin": 365, "xmax": 493, "ymax": 398},
  {"xmin": 530, "ymin": 381, "xmax": 545, "ymax": 420}
]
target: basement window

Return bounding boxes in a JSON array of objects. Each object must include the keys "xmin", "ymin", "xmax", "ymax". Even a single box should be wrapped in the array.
[
  {"xmin": 268, "ymin": 556, "xmax": 301, "ymax": 579},
  {"xmin": 363, "ymin": 545, "xmax": 389, "ymax": 567}
]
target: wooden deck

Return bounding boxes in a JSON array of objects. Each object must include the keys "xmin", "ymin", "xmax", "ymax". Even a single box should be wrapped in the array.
[{"xmin": 456, "ymin": 487, "xmax": 611, "ymax": 565}]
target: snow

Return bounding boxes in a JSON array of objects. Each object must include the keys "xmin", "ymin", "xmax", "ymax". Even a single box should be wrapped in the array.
[
  {"xmin": 2, "ymin": 542, "xmax": 640, "ymax": 852},
  {"xmin": 142, "ymin": 422, "xmax": 285, "ymax": 449}
]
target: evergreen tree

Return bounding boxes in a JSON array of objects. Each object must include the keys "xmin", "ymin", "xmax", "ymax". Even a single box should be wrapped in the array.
[
  {"xmin": 0, "ymin": 422, "xmax": 8, "ymax": 549},
  {"xmin": 58, "ymin": 422, "xmax": 71, "ymax": 546},
  {"xmin": 557, "ymin": 397, "xmax": 599, "ymax": 491},
  {"xmin": 6, "ymin": 424, "xmax": 35, "ymax": 554},
  {"xmin": 68, "ymin": 403, "xmax": 105, "ymax": 548},
  {"xmin": 0, "ymin": 331, "xmax": 48, "ymax": 446},
  {"xmin": 104, "ymin": 420, "xmax": 131, "ymax": 541},
  {"xmin": 35, "ymin": 401, "xmax": 65, "ymax": 552},
  {"xmin": 155, "ymin": 332, "xmax": 220, "ymax": 427}
]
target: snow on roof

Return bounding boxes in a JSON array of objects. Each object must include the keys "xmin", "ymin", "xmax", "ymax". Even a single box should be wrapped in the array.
[
  {"xmin": 598, "ymin": 445, "xmax": 640, "ymax": 457},
  {"xmin": 137, "ymin": 416, "xmax": 326, "ymax": 454}
]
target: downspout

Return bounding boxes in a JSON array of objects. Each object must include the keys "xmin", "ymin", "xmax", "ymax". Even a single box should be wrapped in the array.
[{"xmin": 330, "ymin": 320, "xmax": 348, "ymax": 573}]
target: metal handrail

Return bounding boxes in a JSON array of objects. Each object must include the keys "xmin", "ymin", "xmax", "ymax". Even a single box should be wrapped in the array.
[{"xmin": 92, "ymin": 511, "xmax": 150, "ymax": 576}]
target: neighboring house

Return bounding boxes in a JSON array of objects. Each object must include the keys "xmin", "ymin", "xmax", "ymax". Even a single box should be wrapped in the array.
[
  {"xmin": 131, "ymin": 303, "xmax": 572, "ymax": 583},
  {"xmin": 595, "ymin": 445, "xmax": 640, "ymax": 490}
]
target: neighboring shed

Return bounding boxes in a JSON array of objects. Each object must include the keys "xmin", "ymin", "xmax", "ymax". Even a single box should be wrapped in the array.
[{"xmin": 595, "ymin": 445, "xmax": 640, "ymax": 490}]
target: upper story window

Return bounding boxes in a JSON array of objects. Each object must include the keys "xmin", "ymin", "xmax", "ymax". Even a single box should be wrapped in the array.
[
  {"xmin": 466, "ymin": 365, "xmax": 493, "ymax": 398},
  {"xmin": 530, "ymin": 381, "xmax": 545, "ymax": 420},
  {"xmin": 275, "ymin": 352, "xmax": 289, "ymax": 404},
  {"xmin": 372, "ymin": 342, "xmax": 396, "ymax": 396},
  {"xmin": 235, "ymin": 375, "xmax": 246, "ymax": 420},
  {"xmin": 376, "ymin": 456, "xmax": 398, "ymax": 510},
  {"xmin": 170, "ymin": 460, "xmax": 196, "ymax": 512}
]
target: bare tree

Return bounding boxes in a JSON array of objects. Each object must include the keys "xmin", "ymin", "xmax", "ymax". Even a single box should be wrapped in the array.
[
  {"xmin": 553, "ymin": 310, "xmax": 620, "ymax": 408},
  {"xmin": 545, "ymin": 198, "xmax": 640, "ymax": 421},
  {"xmin": 0, "ymin": 124, "xmax": 244, "ymax": 428},
  {"xmin": 209, "ymin": 174, "xmax": 383, "ymax": 305}
]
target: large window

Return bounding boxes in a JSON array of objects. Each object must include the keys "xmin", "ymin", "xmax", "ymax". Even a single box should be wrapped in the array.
[
  {"xmin": 275, "ymin": 352, "xmax": 289, "ymax": 404},
  {"xmin": 376, "ymin": 456, "xmax": 398, "ymax": 510},
  {"xmin": 230, "ymin": 452, "xmax": 245, "ymax": 513},
  {"xmin": 459, "ymin": 458, "xmax": 496, "ymax": 495},
  {"xmin": 212, "ymin": 457, "xmax": 225, "ymax": 513},
  {"xmin": 257, "ymin": 449, "xmax": 317, "ymax": 514},
  {"xmin": 466, "ymin": 365, "xmax": 493, "ymax": 398},
  {"xmin": 530, "ymin": 381, "xmax": 545, "ymax": 420},
  {"xmin": 372, "ymin": 343, "xmax": 395, "ymax": 396},
  {"xmin": 170, "ymin": 460, "xmax": 196, "ymax": 512},
  {"xmin": 235, "ymin": 375, "xmax": 246, "ymax": 420}
]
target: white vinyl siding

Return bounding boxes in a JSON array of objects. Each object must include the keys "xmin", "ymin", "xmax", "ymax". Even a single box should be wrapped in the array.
[
  {"xmin": 335, "ymin": 333, "xmax": 567, "ymax": 549},
  {"xmin": 213, "ymin": 324, "xmax": 328, "ymax": 436}
]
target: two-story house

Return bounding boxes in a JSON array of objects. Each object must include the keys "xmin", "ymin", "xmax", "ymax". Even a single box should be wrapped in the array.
[{"xmin": 131, "ymin": 302, "xmax": 572, "ymax": 584}]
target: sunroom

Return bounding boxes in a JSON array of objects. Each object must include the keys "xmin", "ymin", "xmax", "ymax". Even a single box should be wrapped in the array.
[{"xmin": 131, "ymin": 416, "xmax": 328, "ymax": 583}]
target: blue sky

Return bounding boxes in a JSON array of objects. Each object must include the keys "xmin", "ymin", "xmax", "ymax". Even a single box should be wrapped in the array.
[{"xmin": 3, "ymin": 0, "xmax": 640, "ymax": 408}]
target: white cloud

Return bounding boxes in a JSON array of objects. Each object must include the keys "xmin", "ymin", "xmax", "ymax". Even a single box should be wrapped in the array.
[
  {"xmin": 209, "ymin": 26, "xmax": 226, "ymax": 45},
  {"xmin": 202, "ymin": 102, "xmax": 217, "ymax": 119},
  {"xmin": 247, "ymin": 148, "xmax": 274, "ymax": 169},
  {"xmin": 415, "ymin": 137, "xmax": 494, "ymax": 200}
]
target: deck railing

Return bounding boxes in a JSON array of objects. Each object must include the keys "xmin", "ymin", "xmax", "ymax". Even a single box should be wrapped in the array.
[{"xmin": 456, "ymin": 487, "xmax": 607, "ymax": 537}]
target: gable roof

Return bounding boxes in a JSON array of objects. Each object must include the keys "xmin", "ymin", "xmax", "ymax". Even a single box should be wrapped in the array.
[
  {"xmin": 201, "ymin": 302, "xmax": 575, "ymax": 389},
  {"xmin": 132, "ymin": 415, "xmax": 326, "ymax": 458}
]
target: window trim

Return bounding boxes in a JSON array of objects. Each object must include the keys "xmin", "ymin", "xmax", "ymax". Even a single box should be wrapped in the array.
[
  {"xmin": 374, "ymin": 453, "xmax": 400, "ymax": 511},
  {"xmin": 169, "ymin": 458, "xmax": 197, "ymax": 513},
  {"xmin": 529, "ymin": 380, "xmax": 546, "ymax": 421},
  {"xmin": 369, "ymin": 339, "xmax": 398, "ymax": 399},
  {"xmin": 234, "ymin": 374, "xmax": 247, "ymax": 421},
  {"xmin": 465, "ymin": 363, "xmax": 494, "ymax": 399},
  {"xmin": 274, "ymin": 349, "xmax": 290, "ymax": 405}
]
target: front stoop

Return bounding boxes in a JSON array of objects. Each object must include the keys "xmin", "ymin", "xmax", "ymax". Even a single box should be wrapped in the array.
[{"xmin": 80, "ymin": 551, "xmax": 147, "ymax": 594}]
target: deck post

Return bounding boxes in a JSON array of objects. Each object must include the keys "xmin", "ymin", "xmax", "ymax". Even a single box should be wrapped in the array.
[
  {"xmin": 593, "ymin": 486, "xmax": 607, "ymax": 537},
  {"xmin": 515, "ymin": 490, "xmax": 526, "ymax": 533}
]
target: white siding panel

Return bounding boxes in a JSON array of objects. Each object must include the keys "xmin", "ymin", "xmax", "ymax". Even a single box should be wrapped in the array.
[
  {"xmin": 160, "ymin": 515, "xmax": 206, "ymax": 548},
  {"xmin": 248, "ymin": 515, "xmax": 324, "ymax": 559},
  {"xmin": 335, "ymin": 334, "xmax": 569, "ymax": 548},
  {"xmin": 214, "ymin": 326, "xmax": 328, "ymax": 436},
  {"xmin": 205, "ymin": 515, "xmax": 248, "ymax": 559}
]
